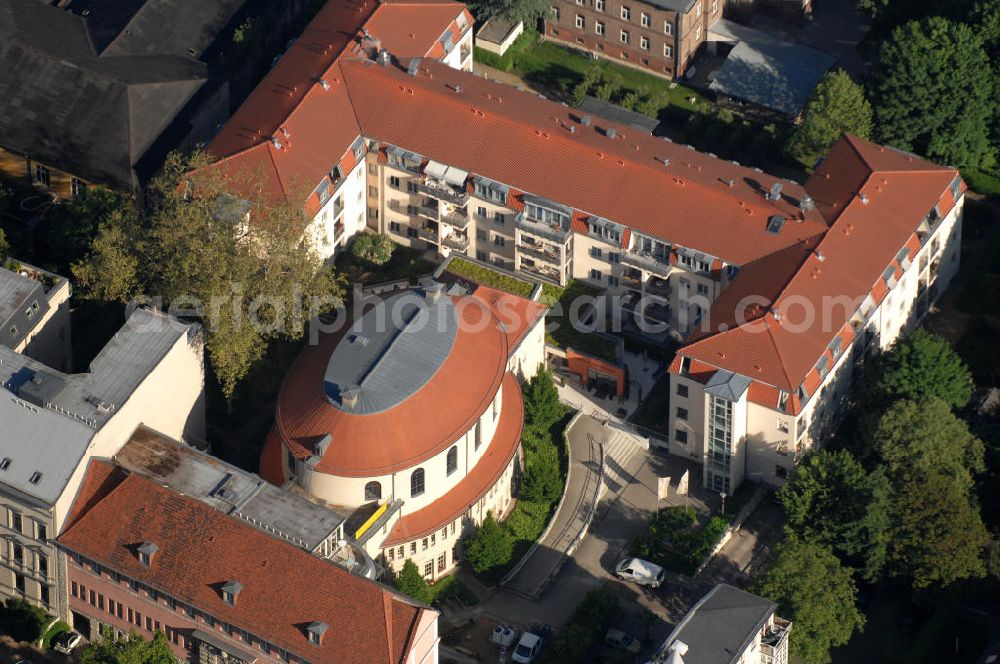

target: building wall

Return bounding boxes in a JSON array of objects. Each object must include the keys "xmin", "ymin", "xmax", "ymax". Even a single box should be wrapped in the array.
[
  {"xmin": 0, "ymin": 147, "xmax": 93, "ymax": 200},
  {"xmin": 475, "ymin": 20, "xmax": 524, "ymax": 56},
  {"xmin": 0, "ymin": 491, "xmax": 60, "ymax": 617},
  {"xmin": 441, "ymin": 28, "xmax": 475, "ymax": 71},
  {"xmin": 13, "ymin": 276, "xmax": 72, "ymax": 372},
  {"xmin": 507, "ymin": 314, "xmax": 546, "ymax": 383},
  {"xmin": 406, "ymin": 607, "xmax": 440, "ymax": 664},
  {"xmin": 307, "ymin": 156, "xmax": 368, "ymax": 261}
]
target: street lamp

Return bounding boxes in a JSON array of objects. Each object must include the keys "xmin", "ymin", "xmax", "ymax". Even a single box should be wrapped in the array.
[{"xmin": 720, "ymin": 491, "xmax": 728, "ymax": 517}]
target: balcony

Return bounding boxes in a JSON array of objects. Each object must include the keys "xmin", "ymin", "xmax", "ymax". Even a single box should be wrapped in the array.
[
  {"xmin": 441, "ymin": 208, "xmax": 470, "ymax": 229},
  {"xmin": 443, "ymin": 233, "xmax": 469, "ymax": 252},
  {"xmin": 516, "ymin": 213, "xmax": 571, "ymax": 244},
  {"xmin": 416, "ymin": 180, "xmax": 469, "ymax": 206},
  {"xmin": 518, "ymin": 240, "xmax": 561, "ymax": 264},
  {"xmin": 622, "ymin": 251, "xmax": 671, "ymax": 276},
  {"xmin": 417, "ymin": 226, "xmax": 439, "ymax": 243},
  {"xmin": 761, "ymin": 616, "xmax": 791, "ymax": 664},
  {"xmin": 333, "ymin": 220, "xmax": 345, "ymax": 241},
  {"xmin": 622, "ymin": 271, "xmax": 642, "ymax": 289},
  {"xmin": 520, "ymin": 260, "xmax": 562, "ymax": 284},
  {"xmin": 645, "ymin": 275, "xmax": 671, "ymax": 296},
  {"xmin": 415, "ymin": 199, "xmax": 440, "ymax": 220}
]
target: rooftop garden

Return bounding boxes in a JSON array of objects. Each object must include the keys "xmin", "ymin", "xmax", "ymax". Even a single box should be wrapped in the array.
[
  {"xmin": 334, "ymin": 243, "xmax": 435, "ymax": 286},
  {"xmin": 542, "ymin": 280, "xmax": 619, "ymax": 363},
  {"xmin": 443, "ymin": 257, "xmax": 536, "ymax": 298}
]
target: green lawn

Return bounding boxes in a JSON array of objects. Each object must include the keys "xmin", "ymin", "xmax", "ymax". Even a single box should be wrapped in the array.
[
  {"xmin": 334, "ymin": 244, "xmax": 436, "ymax": 286},
  {"xmin": 426, "ymin": 574, "xmax": 478, "ymax": 607},
  {"xmin": 444, "ymin": 257, "xmax": 536, "ymax": 297},
  {"xmin": 543, "ymin": 280, "xmax": 619, "ymax": 362}
]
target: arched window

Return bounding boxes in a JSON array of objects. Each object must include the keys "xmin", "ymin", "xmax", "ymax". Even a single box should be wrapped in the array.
[
  {"xmin": 446, "ymin": 447, "xmax": 458, "ymax": 476},
  {"xmin": 410, "ymin": 469, "xmax": 425, "ymax": 497},
  {"xmin": 364, "ymin": 481, "xmax": 381, "ymax": 502}
]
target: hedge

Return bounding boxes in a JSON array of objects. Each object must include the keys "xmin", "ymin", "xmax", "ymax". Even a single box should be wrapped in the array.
[{"xmin": 445, "ymin": 258, "xmax": 535, "ymax": 297}]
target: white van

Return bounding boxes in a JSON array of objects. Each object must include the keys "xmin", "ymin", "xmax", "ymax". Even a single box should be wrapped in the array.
[{"xmin": 615, "ymin": 557, "xmax": 665, "ymax": 588}]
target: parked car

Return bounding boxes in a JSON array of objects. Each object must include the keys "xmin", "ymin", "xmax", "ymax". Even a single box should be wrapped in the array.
[
  {"xmin": 511, "ymin": 624, "xmax": 552, "ymax": 663},
  {"xmin": 605, "ymin": 628, "xmax": 643, "ymax": 654},
  {"xmin": 53, "ymin": 631, "xmax": 83, "ymax": 654},
  {"xmin": 615, "ymin": 557, "xmax": 665, "ymax": 588}
]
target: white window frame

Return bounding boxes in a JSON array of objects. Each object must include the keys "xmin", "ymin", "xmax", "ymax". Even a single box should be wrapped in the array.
[
  {"xmin": 596, "ymin": 21, "xmax": 605, "ymax": 35},
  {"xmin": 664, "ymin": 20, "xmax": 672, "ymax": 35},
  {"xmin": 576, "ymin": 14, "xmax": 585, "ymax": 28},
  {"xmin": 640, "ymin": 12, "xmax": 650, "ymax": 26},
  {"xmin": 596, "ymin": 0, "xmax": 605, "ymax": 10},
  {"xmin": 620, "ymin": 29, "xmax": 629, "ymax": 44},
  {"xmin": 664, "ymin": 44, "xmax": 672, "ymax": 57},
  {"xmin": 621, "ymin": 5, "xmax": 630, "ymax": 20},
  {"xmin": 640, "ymin": 35, "xmax": 649, "ymax": 50}
]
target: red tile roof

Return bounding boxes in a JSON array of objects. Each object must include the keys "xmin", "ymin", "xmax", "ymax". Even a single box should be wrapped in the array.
[
  {"xmin": 59, "ymin": 461, "xmax": 430, "ymax": 664},
  {"xmin": 340, "ymin": 58, "xmax": 828, "ymax": 265},
  {"xmin": 266, "ymin": 290, "xmax": 527, "ymax": 477},
  {"xmin": 678, "ymin": 135, "xmax": 961, "ymax": 394},
  {"xmin": 383, "ymin": 371, "xmax": 523, "ymax": 546}
]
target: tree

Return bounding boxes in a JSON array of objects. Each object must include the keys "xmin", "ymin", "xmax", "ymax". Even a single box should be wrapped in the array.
[
  {"xmin": 0, "ymin": 227, "xmax": 8, "ymax": 261},
  {"xmin": 0, "ymin": 598, "xmax": 47, "ymax": 642},
  {"xmin": 779, "ymin": 449, "xmax": 891, "ymax": 581},
  {"xmin": 872, "ymin": 398, "xmax": 985, "ymax": 483},
  {"xmin": 474, "ymin": 0, "xmax": 550, "ymax": 23},
  {"xmin": 393, "ymin": 559, "xmax": 433, "ymax": 604},
  {"xmin": 867, "ymin": 329, "xmax": 973, "ymax": 409},
  {"xmin": 888, "ymin": 468, "xmax": 989, "ymax": 588},
  {"xmin": 72, "ymin": 150, "xmax": 345, "ymax": 398},
  {"xmin": 520, "ymin": 434, "xmax": 562, "ymax": 503},
  {"xmin": 466, "ymin": 511, "xmax": 513, "ymax": 574},
  {"xmin": 870, "ymin": 17, "xmax": 997, "ymax": 169},
  {"xmin": 46, "ymin": 187, "xmax": 133, "ymax": 271},
  {"xmin": 752, "ymin": 537, "xmax": 865, "ymax": 664},
  {"xmin": 787, "ymin": 70, "xmax": 873, "ymax": 162},
  {"xmin": 80, "ymin": 629, "xmax": 176, "ymax": 664},
  {"xmin": 350, "ymin": 232, "xmax": 394, "ymax": 266},
  {"xmin": 523, "ymin": 366, "xmax": 563, "ymax": 430}
]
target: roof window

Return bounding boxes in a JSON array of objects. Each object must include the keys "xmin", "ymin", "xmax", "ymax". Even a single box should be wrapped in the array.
[{"xmin": 28, "ymin": 472, "xmax": 42, "ymax": 485}]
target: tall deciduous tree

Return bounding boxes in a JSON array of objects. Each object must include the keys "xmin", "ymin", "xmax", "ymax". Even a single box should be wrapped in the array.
[
  {"xmin": 779, "ymin": 449, "xmax": 891, "ymax": 581},
  {"xmin": 870, "ymin": 17, "xmax": 997, "ymax": 169},
  {"xmin": 350, "ymin": 232, "xmax": 394, "ymax": 266},
  {"xmin": 79, "ymin": 630, "xmax": 176, "ymax": 664},
  {"xmin": 787, "ymin": 70, "xmax": 873, "ymax": 162},
  {"xmin": 466, "ymin": 511, "xmax": 513, "ymax": 574},
  {"xmin": 868, "ymin": 328, "xmax": 974, "ymax": 409},
  {"xmin": 393, "ymin": 559, "xmax": 433, "ymax": 604},
  {"xmin": 752, "ymin": 537, "xmax": 865, "ymax": 664},
  {"xmin": 888, "ymin": 469, "xmax": 989, "ymax": 588},
  {"xmin": 72, "ymin": 151, "xmax": 345, "ymax": 398}
]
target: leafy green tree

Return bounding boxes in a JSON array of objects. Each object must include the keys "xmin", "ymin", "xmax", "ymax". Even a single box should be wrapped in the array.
[
  {"xmin": 520, "ymin": 435, "xmax": 562, "ymax": 503},
  {"xmin": 870, "ymin": 17, "xmax": 997, "ymax": 169},
  {"xmin": 867, "ymin": 329, "xmax": 973, "ymax": 409},
  {"xmin": 787, "ymin": 70, "xmax": 873, "ymax": 162},
  {"xmin": 872, "ymin": 398, "xmax": 985, "ymax": 483},
  {"xmin": 0, "ymin": 597, "xmax": 47, "ymax": 642},
  {"xmin": 752, "ymin": 537, "xmax": 865, "ymax": 664},
  {"xmin": 393, "ymin": 559, "xmax": 433, "ymax": 604},
  {"xmin": 46, "ymin": 187, "xmax": 133, "ymax": 271},
  {"xmin": 779, "ymin": 449, "xmax": 891, "ymax": 581},
  {"xmin": 523, "ymin": 367, "xmax": 563, "ymax": 430},
  {"xmin": 350, "ymin": 232, "xmax": 394, "ymax": 266},
  {"xmin": 888, "ymin": 468, "xmax": 989, "ymax": 588},
  {"xmin": 541, "ymin": 590, "xmax": 618, "ymax": 664},
  {"xmin": 475, "ymin": 0, "xmax": 550, "ymax": 23},
  {"xmin": 466, "ymin": 511, "xmax": 513, "ymax": 574},
  {"xmin": 72, "ymin": 150, "xmax": 345, "ymax": 398},
  {"xmin": 80, "ymin": 629, "xmax": 176, "ymax": 664},
  {"xmin": 0, "ymin": 228, "xmax": 8, "ymax": 261}
]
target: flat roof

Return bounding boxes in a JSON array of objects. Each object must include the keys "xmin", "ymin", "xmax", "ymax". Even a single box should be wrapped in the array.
[
  {"xmin": 115, "ymin": 426, "xmax": 346, "ymax": 552},
  {"xmin": 0, "ymin": 266, "xmax": 47, "ymax": 349},
  {"xmin": 656, "ymin": 584, "xmax": 776, "ymax": 664},
  {"xmin": 477, "ymin": 17, "xmax": 520, "ymax": 44},
  {"xmin": 579, "ymin": 96, "xmax": 660, "ymax": 134}
]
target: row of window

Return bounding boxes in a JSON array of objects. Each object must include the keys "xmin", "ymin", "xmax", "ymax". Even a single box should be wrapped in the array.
[
  {"xmin": 70, "ymin": 559, "xmax": 301, "ymax": 661},
  {"xmin": 30, "ymin": 164, "xmax": 87, "ymax": 197},
  {"xmin": 5, "ymin": 509, "xmax": 47, "ymax": 541},
  {"xmin": 386, "ymin": 521, "xmax": 459, "ymax": 562},
  {"xmin": 9, "ymin": 569, "xmax": 49, "ymax": 605},
  {"xmin": 577, "ymin": 17, "xmax": 674, "ymax": 55},
  {"xmin": 566, "ymin": 0, "xmax": 678, "ymax": 33}
]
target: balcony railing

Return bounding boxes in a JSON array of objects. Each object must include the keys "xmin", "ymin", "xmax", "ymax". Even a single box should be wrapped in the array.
[
  {"xmin": 417, "ymin": 226, "xmax": 439, "ymax": 243},
  {"xmin": 518, "ymin": 242, "xmax": 561, "ymax": 264},
  {"xmin": 520, "ymin": 261, "xmax": 562, "ymax": 284},
  {"xmin": 761, "ymin": 616, "xmax": 791, "ymax": 663},
  {"xmin": 443, "ymin": 234, "xmax": 469, "ymax": 251},
  {"xmin": 416, "ymin": 181, "xmax": 469, "ymax": 206},
  {"xmin": 645, "ymin": 276, "xmax": 671, "ymax": 295},
  {"xmin": 415, "ymin": 200, "xmax": 440, "ymax": 220},
  {"xmin": 622, "ymin": 251, "xmax": 671, "ymax": 276},
  {"xmin": 516, "ymin": 213, "xmax": 571, "ymax": 244},
  {"xmin": 441, "ymin": 208, "xmax": 470, "ymax": 229}
]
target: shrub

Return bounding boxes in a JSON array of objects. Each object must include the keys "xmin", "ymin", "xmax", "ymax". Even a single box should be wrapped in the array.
[
  {"xmin": 505, "ymin": 500, "xmax": 551, "ymax": 540},
  {"xmin": 0, "ymin": 597, "xmax": 48, "ymax": 643},
  {"xmin": 394, "ymin": 559, "xmax": 433, "ymax": 604},
  {"xmin": 541, "ymin": 590, "xmax": 619, "ymax": 663},
  {"xmin": 466, "ymin": 512, "xmax": 513, "ymax": 574},
  {"xmin": 349, "ymin": 232, "xmax": 394, "ymax": 266}
]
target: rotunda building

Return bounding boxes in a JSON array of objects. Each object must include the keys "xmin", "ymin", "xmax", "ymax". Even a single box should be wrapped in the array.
[{"xmin": 261, "ymin": 282, "xmax": 546, "ymax": 579}]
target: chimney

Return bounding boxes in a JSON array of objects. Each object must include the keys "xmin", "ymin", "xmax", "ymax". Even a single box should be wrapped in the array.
[
  {"xmin": 606, "ymin": 127, "xmax": 616, "ymax": 139},
  {"xmin": 425, "ymin": 281, "xmax": 446, "ymax": 303},
  {"xmin": 376, "ymin": 48, "xmax": 391, "ymax": 66},
  {"xmin": 581, "ymin": 115, "xmax": 592, "ymax": 126},
  {"xmin": 859, "ymin": 192, "xmax": 869, "ymax": 205},
  {"xmin": 815, "ymin": 249, "xmax": 826, "ymax": 262},
  {"xmin": 340, "ymin": 387, "xmax": 360, "ymax": 411},
  {"xmin": 319, "ymin": 78, "xmax": 331, "ymax": 90},
  {"xmin": 771, "ymin": 308, "xmax": 782, "ymax": 321},
  {"xmin": 799, "ymin": 193, "xmax": 814, "ymax": 212},
  {"xmin": 768, "ymin": 182, "xmax": 783, "ymax": 201}
]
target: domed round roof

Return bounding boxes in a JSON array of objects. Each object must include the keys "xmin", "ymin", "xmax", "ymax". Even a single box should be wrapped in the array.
[{"xmin": 269, "ymin": 288, "xmax": 509, "ymax": 477}]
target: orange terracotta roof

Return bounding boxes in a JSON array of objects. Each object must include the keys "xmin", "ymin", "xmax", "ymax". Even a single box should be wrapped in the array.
[
  {"xmin": 59, "ymin": 461, "xmax": 429, "ymax": 664},
  {"xmin": 470, "ymin": 283, "xmax": 548, "ymax": 351},
  {"xmin": 384, "ymin": 371, "xmax": 522, "ymax": 546},
  {"xmin": 679, "ymin": 135, "xmax": 960, "ymax": 393},
  {"xmin": 340, "ymin": 58, "xmax": 828, "ymax": 265},
  {"xmin": 267, "ymin": 289, "xmax": 522, "ymax": 477}
]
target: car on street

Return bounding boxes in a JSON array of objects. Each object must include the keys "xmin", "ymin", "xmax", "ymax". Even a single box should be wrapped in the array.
[
  {"xmin": 53, "ymin": 631, "xmax": 83, "ymax": 654},
  {"xmin": 511, "ymin": 624, "xmax": 552, "ymax": 663},
  {"xmin": 605, "ymin": 628, "xmax": 643, "ymax": 654},
  {"xmin": 615, "ymin": 557, "xmax": 664, "ymax": 588}
]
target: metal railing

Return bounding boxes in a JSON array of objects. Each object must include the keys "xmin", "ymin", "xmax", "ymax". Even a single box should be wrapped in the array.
[
  {"xmin": 622, "ymin": 251, "xmax": 670, "ymax": 275},
  {"xmin": 516, "ymin": 214, "xmax": 571, "ymax": 243},
  {"xmin": 416, "ymin": 181, "xmax": 469, "ymax": 206},
  {"xmin": 518, "ymin": 242, "xmax": 561, "ymax": 264}
]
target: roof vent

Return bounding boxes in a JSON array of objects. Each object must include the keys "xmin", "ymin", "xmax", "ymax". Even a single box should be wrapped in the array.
[
  {"xmin": 452, "ymin": 84, "xmax": 462, "ymax": 93},
  {"xmin": 348, "ymin": 334, "xmax": 369, "ymax": 347},
  {"xmin": 815, "ymin": 249, "xmax": 826, "ymax": 262},
  {"xmin": 768, "ymin": 182, "xmax": 783, "ymax": 201},
  {"xmin": 568, "ymin": 125, "xmax": 576, "ymax": 133},
  {"xmin": 137, "ymin": 541, "xmax": 159, "ymax": 566},
  {"xmin": 606, "ymin": 127, "xmax": 616, "ymax": 139},
  {"xmin": 221, "ymin": 580, "xmax": 243, "ymax": 606},
  {"xmin": 407, "ymin": 59, "xmax": 420, "ymax": 76},
  {"xmin": 766, "ymin": 215, "xmax": 786, "ymax": 235},
  {"xmin": 581, "ymin": 115, "xmax": 592, "ymax": 126},
  {"xmin": 377, "ymin": 48, "xmax": 391, "ymax": 66},
  {"xmin": 771, "ymin": 308, "xmax": 782, "ymax": 321},
  {"xmin": 662, "ymin": 158, "xmax": 670, "ymax": 167},
  {"xmin": 859, "ymin": 192, "xmax": 869, "ymax": 205},
  {"xmin": 724, "ymin": 178, "xmax": 734, "ymax": 188},
  {"xmin": 271, "ymin": 137, "xmax": 283, "ymax": 150},
  {"xmin": 799, "ymin": 193, "xmax": 815, "ymax": 212},
  {"xmin": 319, "ymin": 78, "xmax": 331, "ymax": 90}
]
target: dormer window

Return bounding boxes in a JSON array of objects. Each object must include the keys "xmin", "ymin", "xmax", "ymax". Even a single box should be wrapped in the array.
[
  {"xmin": 306, "ymin": 621, "xmax": 329, "ymax": 646},
  {"xmin": 137, "ymin": 542, "xmax": 159, "ymax": 566},
  {"xmin": 221, "ymin": 580, "xmax": 243, "ymax": 606}
]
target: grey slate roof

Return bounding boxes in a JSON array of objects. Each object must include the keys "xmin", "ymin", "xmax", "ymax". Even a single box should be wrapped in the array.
[
  {"xmin": 0, "ymin": 267, "xmax": 48, "ymax": 349},
  {"xmin": 477, "ymin": 18, "xmax": 521, "ymax": 44},
  {"xmin": 704, "ymin": 370, "xmax": 751, "ymax": 401},
  {"xmin": 0, "ymin": 308, "xmax": 194, "ymax": 504},
  {"xmin": 657, "ymin": 584, "xmax": 777, "ymax": 664},
  {"xmin": 578, "ymin": 96, "xmax": 660, "ymax": 134},
  {"xmin": 0, "ymin": 0, "xmax": 245, "ymax": 189},
  {"xmin": 324, "ymin": 289, "xmax": 459, "ymax": 414},
  {"xmin": 644, "ymin": 0, "xmax": 698, "ymax": 13},
  {"xmin": 115, "ymin": 427, "xmax": 346, "ymax": 553},
  {"xmin": 708, "ymin": 39, "xmax": 836, "ymax": 116}
]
